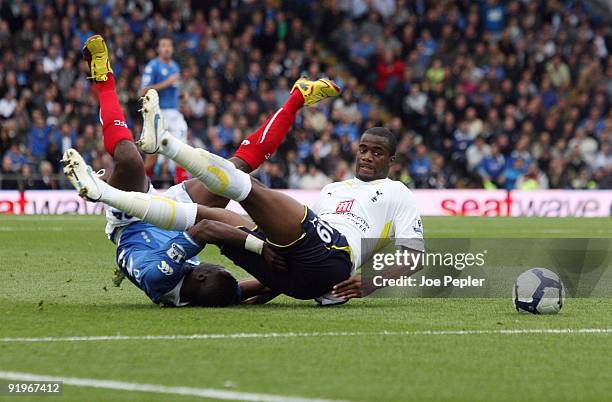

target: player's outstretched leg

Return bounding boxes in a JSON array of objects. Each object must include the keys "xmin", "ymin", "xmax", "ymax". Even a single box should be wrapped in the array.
[
  {"xmin": 138, "ymin": 78, "xmax": 340, "ymax": 244},
  {"xmin": 139, "ymin": 77, "xmax": 340, "ymax": 200},
  {"xmin": 83, "ymin": 34, "xmax": 147, "ymax": 193},
  {"xmin": 183, "ymin": 78, "xmax": 336, "ymax": 206},
  {"xmin": 62, "ymin": 148, "xmax": 198, "ymax": 231},
  {"xmin": 138, "ymin": 118, "xmax": 304, "ymax": 243},
  {"xmin": 62, "ymin": 148, "xmax": 251, "ymax": 231},
  {"xmin": 232, "ymin": 77, "xmax": 340, "ymax": 170}
]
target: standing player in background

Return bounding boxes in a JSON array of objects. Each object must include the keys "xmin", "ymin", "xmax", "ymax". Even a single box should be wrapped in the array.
[{"xmin": 140, "ymin": 35, "xmax": 189, "ymax": 184}]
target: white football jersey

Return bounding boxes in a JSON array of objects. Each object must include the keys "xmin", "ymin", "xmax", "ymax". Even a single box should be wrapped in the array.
[{"xmin": 312, "ymin": 178, "xmax": 424, "ymax": 270}]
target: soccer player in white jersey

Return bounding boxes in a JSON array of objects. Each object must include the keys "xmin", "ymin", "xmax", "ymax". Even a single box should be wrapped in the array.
[
  {"xmin": 313, "ymin": 127, "xmax": 425, "ymax": 301},
  {"xmin": 105, "ymin": 89, "xmax": 425, "ymax": 303}
]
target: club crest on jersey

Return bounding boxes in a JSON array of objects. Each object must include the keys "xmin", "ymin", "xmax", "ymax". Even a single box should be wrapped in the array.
[
  {"xmin": 166, "ymin": 243, "xmax": 186, "ymax": 263},
  {"xmin": 335, "ymin": 199, "xmax": 354, "ymax": 213},
  {"xmin": 371, "ymin": 190, "xmax": 383, "ymax": 203},
  {"xmin": 157, "ymin": 261, "xmax": 174, "ymax": 276}
]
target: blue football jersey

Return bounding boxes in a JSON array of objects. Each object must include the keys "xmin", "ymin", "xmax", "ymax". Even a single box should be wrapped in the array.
[
  {"xmin": 116, "ymin": 221, "xmax": 202, "ymax": 306},
  {"xmin": 141, "ymin": 58, "xmax": 180, "ymax": 109}
]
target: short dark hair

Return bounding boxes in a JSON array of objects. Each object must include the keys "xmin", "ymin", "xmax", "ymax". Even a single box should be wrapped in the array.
[
  {"xmin": 362, "ymin": 127, "xmax": 397, "ymax": 155},
  {"xmin": 157, "ymin": 35, "xmax": 173, "ymax": 46},
  {"xmin": 182, "ymin": 264, "xmax": 238, "ymax": 307}
]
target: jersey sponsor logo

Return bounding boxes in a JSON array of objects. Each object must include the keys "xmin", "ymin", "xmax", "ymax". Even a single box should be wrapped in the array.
[
  {"xmin": 166, "ymin": 243, "xmax": 186, "ymax": 263},
  {"xmin": 335, "ymin": 199, "xmax": 354, "ymax": 213},
  {"xmin": 157, "ymin": 260, "xmax": 174, "ymax": 275}
]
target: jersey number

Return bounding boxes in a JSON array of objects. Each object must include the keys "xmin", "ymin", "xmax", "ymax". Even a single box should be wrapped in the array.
[
  {"xmin": 112, "ymin": 211, "xmax": 133, "ymax": 221},
  {"xmin": 314, "ymin": 218, "xmax": 333, "ymax": 245}
]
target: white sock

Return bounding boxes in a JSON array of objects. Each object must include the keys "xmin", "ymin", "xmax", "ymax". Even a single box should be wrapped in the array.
[
  {"xmin": 98, "ymin": 181, "xmax": 198, "ymax": 231},
  {"xmin": 160, "ymin": 133, "xmax": 252, "ymax": 201}
]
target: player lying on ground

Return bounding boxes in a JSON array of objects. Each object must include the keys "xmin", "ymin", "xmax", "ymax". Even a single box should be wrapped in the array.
[
  {"xmin": 67, "ymin": 69, "xmax": 425, "ymax": 305},
  {"xmin": 137, "ymin": 112, "xmax": 425, "ymax": 304},
  {"xmin": 65, "ymin": 35, "xmax": 339, "ymax": 306}
]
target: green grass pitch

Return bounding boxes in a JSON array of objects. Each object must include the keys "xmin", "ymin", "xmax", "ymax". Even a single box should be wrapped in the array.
[{"xmin": 1, "ymin": 215, "xmax": 611, "ymax": 401}]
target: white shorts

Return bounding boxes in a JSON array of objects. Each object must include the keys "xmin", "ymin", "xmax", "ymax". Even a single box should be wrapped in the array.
[
  {"xmin": 161, "ymin": 182, "xmax": 194, "ymax": 203},
  {"xmin": 162, "ymin": 109, "xmax": 188, "ymax": 143}
]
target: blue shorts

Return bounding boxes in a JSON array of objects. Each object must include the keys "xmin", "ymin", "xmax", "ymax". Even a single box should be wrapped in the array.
[
  {"xmin": 220, "ymin": 208, "xmax": 352, "ymax": 299},
  {"xmin": 116, "ymin": 222, "xmax": 203, "ymax": 305}
]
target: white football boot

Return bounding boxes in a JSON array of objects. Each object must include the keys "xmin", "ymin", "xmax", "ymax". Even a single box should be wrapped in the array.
[
  {"xmin": 137, "ymin": 88, "xmax": 165, "ymax": 154},
  {"xmin": 61, "ymin": 148, "xmax": 104, "ymax": 202}
]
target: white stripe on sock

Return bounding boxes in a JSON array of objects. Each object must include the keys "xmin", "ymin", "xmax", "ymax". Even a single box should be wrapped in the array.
[{"xmin": 260, "ymin": 107, "xmax": 283, "ymax": 144}]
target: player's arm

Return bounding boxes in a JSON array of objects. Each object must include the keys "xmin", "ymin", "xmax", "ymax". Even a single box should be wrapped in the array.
[
  {"xmin": 238, "ymin": 278, "xmax": 281, "ymax": 304},
  {"xmin": 331, "ymin": 246, "xmax": 423, "ymax": 300},
  {"xmin": 140, "ymin": 73, "xmax": 179, "ymax": 95},
  {"xmin": 187, "ymin": 219, "xmax": 286, "ymax": 271},
  {"xmin": 333, "ymin": 185, "xmax": 425, "ymax": 300}
]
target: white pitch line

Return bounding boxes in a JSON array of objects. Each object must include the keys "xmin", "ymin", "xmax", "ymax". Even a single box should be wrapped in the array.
[
  {"xmin": 1, "ymin": 328, "xmax": 611, "ymax": 344},
  {"xmin": 0, "ymin": 370, "xmax": 346, "ymax": 402}
]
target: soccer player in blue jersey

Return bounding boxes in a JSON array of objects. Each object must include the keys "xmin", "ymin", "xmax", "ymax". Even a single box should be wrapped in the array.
[
  {"xmin": 140, "ymin": 35, "xmax": 189, "ymax": 184},
  {"xmin": 67, "ymin": 35, "xmax": 340, "ymax": 307}
]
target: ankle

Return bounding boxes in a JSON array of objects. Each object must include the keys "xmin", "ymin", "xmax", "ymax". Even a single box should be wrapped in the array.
[{"xmin": 285, "ymin": 89, "xmax": 305, "ymax": 114}]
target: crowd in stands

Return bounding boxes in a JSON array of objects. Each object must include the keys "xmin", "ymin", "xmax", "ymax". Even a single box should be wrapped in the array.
[{"xmin": 0, "ymin": 0, "xmax": 610, "ymax": 191}]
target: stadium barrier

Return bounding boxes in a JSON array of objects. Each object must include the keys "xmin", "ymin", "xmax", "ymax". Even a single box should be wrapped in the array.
[{"xmin": 0, "ymin": 189, "xmax": 610, "ymax": 217}]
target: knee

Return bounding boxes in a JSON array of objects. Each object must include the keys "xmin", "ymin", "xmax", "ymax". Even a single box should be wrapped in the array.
[{"xmin": 114, "ymin": 141, "xmax": 145, "ymax": 170}]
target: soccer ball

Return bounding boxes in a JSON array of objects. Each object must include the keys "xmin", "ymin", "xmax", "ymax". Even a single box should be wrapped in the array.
[{"xmin": 512, "ymin": 268, "xmax": 565, "ymax": 314}]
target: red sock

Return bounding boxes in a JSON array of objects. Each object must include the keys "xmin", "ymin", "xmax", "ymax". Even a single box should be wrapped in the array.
[
  {"xmin": 95, "ymin": 74, "xmax": 133, "ymax": 156},
  {"xmin": 233, "ymin": 89, "xmax": 304, "ymax": 170},
  {"xmin": 174, "ymin": 166, "xmax": 189, "ymax": 184}
]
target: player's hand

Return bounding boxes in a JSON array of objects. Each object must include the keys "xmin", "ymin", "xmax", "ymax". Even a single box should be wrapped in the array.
[
  {"xmin": 331, "ymin": 275, "xmax": 363, "ymax": 300},
  {"xmin": 262, "ymin": 244, "xmax": 287, "ymax": 272}
]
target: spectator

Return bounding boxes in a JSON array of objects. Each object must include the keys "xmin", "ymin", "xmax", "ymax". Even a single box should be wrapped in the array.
[
  {"xmin": 4, "ymin": 143, "xmax": 27, "ymax": 172},
  {"xmin": 592, "ymin": 143, "xmax": 611, "ymax": 171},
  {"xmin": 546, "ymin": 54, "xmax": 571, "ymax": 89},
  {"xmin": 478, "ymin": 143, "xmax": 506, "ymax": 188},
  {"xmin": 38, "ymin": 160, "xmax": 57, "ymax": 190},
  {"xmin": 410, "ymin": 144, "xmax": 431, "ymax": 187},
  {"xmin": 0, "ymin": 90, "xmax": 17, "ymax": 118},
  {"xmin": 503, "ymin": 157, "xmax": 527, "ymax": 190},
  {"xmin": 466, "ymin": 136, "xmax": 491, "ymax": 172},
  {"xmin": 299, "ymin": 165, "xmax": 331, "ymax": 190},
  {"xmin": 516, "ymin": 163, "xmax": 549, "ymax": 190},
  {"xmin": 375, "ymin": 50, "xmax": 403, "ymax": 93},
  {"xmin": 0, "ymin": 155, "xmax": 18, "ymax": 190},
  {"xmin": 29, "ymin": 110, "xmax": 51, "ymax": 160}
]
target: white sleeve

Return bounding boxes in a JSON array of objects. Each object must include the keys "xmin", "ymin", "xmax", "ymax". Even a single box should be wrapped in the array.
[
  {"xmin": 392, "ymin": 185, "xmax": 425, "ymax": 252},
  {"xmin": 311, "ymin": 186, "xmax": 329, "ymax": 214}
]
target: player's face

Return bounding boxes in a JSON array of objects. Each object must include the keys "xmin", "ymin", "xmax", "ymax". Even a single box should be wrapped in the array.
[
  {"xmin": 180, "ymin": 264, "xmax": 238, "ymax": 307},
  {"xmin": 355, "ymin": 133, "xmax": 393, "ymax": 181},
  {"xmin": 157, "ymin": 39, "xmax": 173, "ymax": 60}
]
